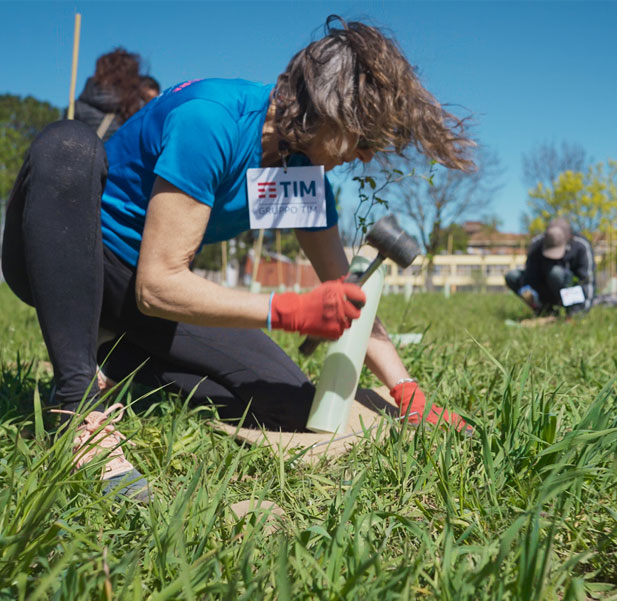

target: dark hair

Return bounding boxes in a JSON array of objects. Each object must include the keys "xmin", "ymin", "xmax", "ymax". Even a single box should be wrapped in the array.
[
  {"xmin": 93, "ymin": 47, "xmax": 142, "ymax": 121},
  {"xmin": 274, "ymin": 15, "xmax": 475, "ymax": 171},
  {"xmin": 140, "ymin": 75, "xmax": 160, "ymax": 95}
]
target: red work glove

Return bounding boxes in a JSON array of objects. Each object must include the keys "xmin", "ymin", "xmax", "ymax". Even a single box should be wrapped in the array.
[
  {"xmin": 390, "ymin": 380, "xmax": 471, "ymax": 433},
  {"xmin": 270, "ymin": 278, "xmax": 366, "ymax": 339}
]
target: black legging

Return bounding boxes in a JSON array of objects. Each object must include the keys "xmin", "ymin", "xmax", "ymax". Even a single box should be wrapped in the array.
[{"xmin": 2, "ymin": 120, "xmax": 313, "ymax": 430}]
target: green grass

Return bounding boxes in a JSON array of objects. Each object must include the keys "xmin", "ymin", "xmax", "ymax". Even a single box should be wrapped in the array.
[{"xmin": 1, "ymin": 282, "xmax": 617, "ymax": 600}]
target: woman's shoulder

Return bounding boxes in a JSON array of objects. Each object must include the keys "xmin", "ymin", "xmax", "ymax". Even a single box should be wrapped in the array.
[{"xmin": 161, "ymin": 78, "xmax": 273, "ymax": 116}]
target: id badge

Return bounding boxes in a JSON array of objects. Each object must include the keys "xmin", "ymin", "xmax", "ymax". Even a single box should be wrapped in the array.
[
  {"xmin": 247, "ymin": 166, "xmax": 326, "ymax": 229},
  {"xmin": 560, "ymin": 285, "xmax": 585, "ymax": 306}
]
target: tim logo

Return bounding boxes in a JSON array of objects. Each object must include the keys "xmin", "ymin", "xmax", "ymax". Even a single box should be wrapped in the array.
[
  {"xmin": 257, "ymin": 182, "xmax": 277, "ymax": 199},
  {"xmin": 257, "ymin": 180, "xmax": 316, "ymax": 199}
]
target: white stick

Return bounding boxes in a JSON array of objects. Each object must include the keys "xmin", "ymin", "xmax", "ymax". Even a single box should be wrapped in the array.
[
  {"xmin": 67, "ymin": 13, "xmax": 82, "ymax": 120},
  {"xmin": 251, "ymin": 229, "xmax": 265, "ymax": 285}
]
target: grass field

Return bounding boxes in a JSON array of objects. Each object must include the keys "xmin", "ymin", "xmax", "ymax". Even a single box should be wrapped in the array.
[{"xmin": 1, "ymin": 281, "xmax": 617, "ymax": 600}]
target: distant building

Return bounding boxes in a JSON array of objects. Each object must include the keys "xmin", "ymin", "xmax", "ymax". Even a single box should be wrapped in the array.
[
  {"xmin": 244, "ymin": 250, "xmax": 321, "ymax": 289},
  {"xmin": 463, "ymin": 221, "xmax": 527, "ymax": 255}
]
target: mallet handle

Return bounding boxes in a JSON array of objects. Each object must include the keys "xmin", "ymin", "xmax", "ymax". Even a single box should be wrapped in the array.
[
  {"xmin": 298, "ymin": 254, "xmax": 385, "ymax": 356},
  {"xmin": 354, "ymin": 253, "xmax": 385, "ymax": 287}
]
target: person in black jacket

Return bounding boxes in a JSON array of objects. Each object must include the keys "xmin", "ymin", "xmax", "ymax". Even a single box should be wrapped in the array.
[
  {"xmin": 73, "ymin": 48, "xmax": 155, "ymax": 142},
  {"xmin": 505, "ymin": 217, "xmax": 595, "ymax": 316}
]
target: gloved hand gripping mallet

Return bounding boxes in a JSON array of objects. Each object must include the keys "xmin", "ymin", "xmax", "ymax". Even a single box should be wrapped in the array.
[{"xmin": 299, "ymin": 214, "xmax": 420, "ymax": 356}]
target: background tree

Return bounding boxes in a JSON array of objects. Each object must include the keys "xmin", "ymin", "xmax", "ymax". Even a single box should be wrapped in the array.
[
  {"xmin": 430, "ymin": 222, "xmax": 469, "ymax": 254},
  {"xmin": 0, "ymin": 95, "xmax": 61, "ymax": 201},
  {"xmin": 338, "ymin": 169, "xmax": 418, "ymax": 251},
  {"xmin": 333, "ymin": 148, "xmax": 501, "ymax": 288},
  {"xmin": 262, "ymin": 229, "xmax": 301, "ymax": 260},
  {"xmin": 521, "ymin": 139, "xmax": 592, "ymax": 233},
  {"xmin": 329, "ymin": 183, "xmax": 362, "ymax": 248},
  {"xmin": 522, "ymin": 139, "xmax": 589, "ymax": 190},
  {"xmin": 526, "ymin": 160, "xmax": 617, "ymax": 239},
  {"xmin": 192, "ymin": 241, "xmax": 224, "ymax": 272},
  {"xmin": 1, "ymin": 95, "xmax": 61, "ymax": 258},
  {"xmin": 391, "ymin": 146, "xmax": 503, "ymax": 258},
  {"xmin": 192, "ymin": 229, "xmax": 302, "ymax": 276}
]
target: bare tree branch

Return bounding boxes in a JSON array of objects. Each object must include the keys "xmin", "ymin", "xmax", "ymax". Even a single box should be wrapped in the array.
[
  {"xmin": 390, "ymin": 146, "xmax": 503, "ymax": 257},
  {"xmin": 521, "ymin": 140, "xmax": 589, "ymax": 188}
]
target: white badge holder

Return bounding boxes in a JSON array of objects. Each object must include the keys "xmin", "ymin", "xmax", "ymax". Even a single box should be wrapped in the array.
[
  {"xmin": 246, "ymin": 165, "xmax": 326, "ymax": 230},
  {"xmin": 560, "ymin": 285, "xmax": 585, "ymax": 306}
]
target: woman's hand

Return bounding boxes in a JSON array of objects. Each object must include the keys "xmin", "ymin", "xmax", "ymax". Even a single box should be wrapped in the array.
[
  {"xmin": 390, "ymin": 380, "xmax": 471, "ymax": 433},
  {"xmin": 270, "ymin": 278, "xmax": 365, "ymax": 339},
  {"xmin": 295, "ymin": 226, "xmax": 417, "ymax": 386}
]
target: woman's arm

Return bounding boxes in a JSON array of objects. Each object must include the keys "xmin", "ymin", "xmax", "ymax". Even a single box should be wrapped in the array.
[
  {"xmin": 295, "ymin": 227, "xmax": 410, "ymax": 388},
  {"xmin": 136, "ymin": 177, "xmax": 270, "ymax": 327},
  {"xmin": 295, "ymin": 226, "xmax": 471, "ymax": 433}
]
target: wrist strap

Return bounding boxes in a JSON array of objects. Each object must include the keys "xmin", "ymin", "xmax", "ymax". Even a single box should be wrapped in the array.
[
  {"xmin": 395, "ymin": 377, "xmax": 416, "ymax": 387},
  {"xmin": 267, "ymin": 292, "xmax": 275, "ymax": 331}
]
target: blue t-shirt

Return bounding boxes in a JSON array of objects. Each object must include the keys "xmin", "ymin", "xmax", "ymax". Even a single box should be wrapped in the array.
[{"xmin": 101, "ymin": 78, "xmax": 338, "ymax": 266}]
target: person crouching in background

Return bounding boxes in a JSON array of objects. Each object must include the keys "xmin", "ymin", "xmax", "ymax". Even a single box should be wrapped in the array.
[{"xmin": 505, "ymin": 217, "xmax": 595, "ymax": 317}]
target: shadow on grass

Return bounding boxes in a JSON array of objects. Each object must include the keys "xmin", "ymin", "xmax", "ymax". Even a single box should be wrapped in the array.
[
  {"xmin": 0, "ymin": 357, "xmax": 183, "ymax": 433},
  {"xmin": 0, "ymin": 358, "xmax": 55, "ymax": 424}
]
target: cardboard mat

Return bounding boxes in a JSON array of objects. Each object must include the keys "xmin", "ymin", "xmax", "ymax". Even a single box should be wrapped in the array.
[{"xmin": 213, "ymin": 386, "xmax": 400, "ymax": 462}]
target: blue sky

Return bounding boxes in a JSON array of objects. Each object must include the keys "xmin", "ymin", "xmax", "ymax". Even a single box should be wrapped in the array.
[{"xmin": 2, "ymin": 0, "xmax": 616, "ymax": 234}]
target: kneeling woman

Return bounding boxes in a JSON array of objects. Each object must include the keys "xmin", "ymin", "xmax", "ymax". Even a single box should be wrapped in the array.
[{"xmin": 2, "ymin": 16, "xmax": 474, "ymax": 497}]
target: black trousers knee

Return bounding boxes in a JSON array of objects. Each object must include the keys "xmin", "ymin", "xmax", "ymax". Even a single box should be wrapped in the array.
[
  {"xmin": 2, "ymin": 120, "xmax": 313, "ymax": 430},
  {"xmin": 2, "ymin": 120, "xmax": 106, "ymax": 408}
]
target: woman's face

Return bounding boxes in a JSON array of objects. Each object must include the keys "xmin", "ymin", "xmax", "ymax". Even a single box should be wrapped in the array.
[{"xmin": 303, "ymin": 127, "xmax": 375, "ymax": 171}]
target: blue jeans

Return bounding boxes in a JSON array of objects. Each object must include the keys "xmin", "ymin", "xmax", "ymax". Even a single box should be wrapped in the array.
[{"xmin": 505, "ymin": 266, "xmax": 573, "ymax": 313}]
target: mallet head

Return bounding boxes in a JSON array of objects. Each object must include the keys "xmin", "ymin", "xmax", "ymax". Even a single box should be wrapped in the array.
[{"xmin": 365, "ymin": 214, "xmax": 420, "ymax": 268}]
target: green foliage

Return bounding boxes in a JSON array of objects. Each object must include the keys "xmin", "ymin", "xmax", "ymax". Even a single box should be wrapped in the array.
[
  {"xmin": 270, "ymin": 229, "xmax": 301, "ymax": 260},
  {"xmin": 192, "ymin": 230, "xmax": 301, "ymax": 273},
  {"xmin": 192, "ymin": 242, "xmax": 223, "ymax": 271},
  {"xmin": 0, "ymin": 285, "xmax": 47, "ymax": 364},
  {"xmin": 526, "ymin": 159, "xmax": 617, "ymax": 238},
  {"xmin": 346, "ymin": 169, "xmax": 414, "ymax": 251},
  {"xmin": 0, "ymin": 94, "xmax": 61, "ymax": 200},
  {"xmin": 387, "ymin": 149, "xmax": 502, "ymax": 257},
  {"xmin": 430, "ymin": 222, "xmax": 469, "ymax": 254},
  {"xmin": 3, "ymin": 284, "xmax": 617, "ymax": 599}
]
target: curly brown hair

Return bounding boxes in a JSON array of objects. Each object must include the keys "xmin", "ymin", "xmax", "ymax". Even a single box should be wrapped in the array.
[
  {"xmin": 274, "ymin": 16, "xmax": 475, "ymax": 172},
  {"xmin": 93, "ymin": 47, "xmax": 143, "ymax": 121}
]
